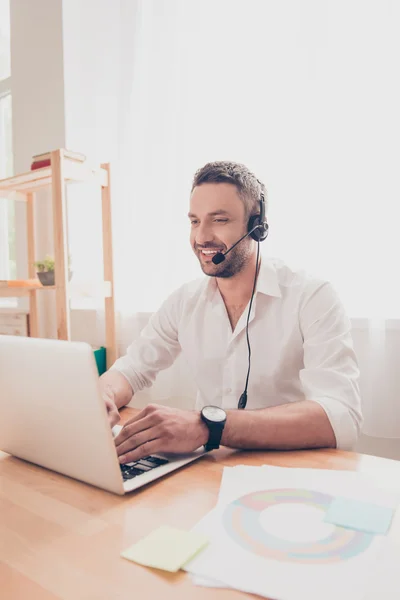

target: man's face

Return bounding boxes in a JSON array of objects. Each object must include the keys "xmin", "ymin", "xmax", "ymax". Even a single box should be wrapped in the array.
[{"xmin": 189, "ymin": 183, "xmax": 253, "ymax": 278}]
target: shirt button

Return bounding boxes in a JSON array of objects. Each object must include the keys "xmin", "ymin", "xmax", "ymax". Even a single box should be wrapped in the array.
[{"xmin": 225, "ymin": 387, "xmax": 232, "ymax": 394}]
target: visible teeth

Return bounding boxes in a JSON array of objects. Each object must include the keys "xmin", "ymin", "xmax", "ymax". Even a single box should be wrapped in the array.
[{"xmin": 201, "ymin": 250, "xmax": 218, "ymax": 255}]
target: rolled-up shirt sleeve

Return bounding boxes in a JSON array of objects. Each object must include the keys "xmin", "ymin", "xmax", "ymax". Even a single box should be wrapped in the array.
[
  {"xmin": 299, "ymin": 281, "xmax": 362, "ymax": 450},
  {"xmin": 110, "ymin": 288, "xmax": 182, "ymax": 393}
]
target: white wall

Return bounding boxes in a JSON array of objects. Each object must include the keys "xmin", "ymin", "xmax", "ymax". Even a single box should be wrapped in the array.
[
  {"xmin": 10, "ymin": 0, "xmax": 66, "ymax": 174},
  {"xmin": 10, "ymin": 0, "xmax": 66, "ymax": 333}
]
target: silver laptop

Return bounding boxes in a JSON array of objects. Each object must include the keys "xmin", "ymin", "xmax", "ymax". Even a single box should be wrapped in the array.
[{"xmin": 0, "ymin": 335, "xmax": 205, "ymax": 495}]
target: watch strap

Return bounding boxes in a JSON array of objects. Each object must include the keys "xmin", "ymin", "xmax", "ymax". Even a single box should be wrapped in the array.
[{"xmin": 204, "ymin": 422, "xmax": 224, "ymax": 452}]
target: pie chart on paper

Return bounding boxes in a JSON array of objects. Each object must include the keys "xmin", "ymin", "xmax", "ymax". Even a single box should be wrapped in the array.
[{"xmin": 222, "ymin": 488, "xmax": 374, "ymax": 564}]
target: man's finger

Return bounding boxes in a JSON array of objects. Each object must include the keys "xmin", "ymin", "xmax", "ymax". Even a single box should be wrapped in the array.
[
  {"xmin": 116, "ymin": 425, "xmax": 163, "ymax": 457},
  {"xmin": 119, "ymin": 405, "xmax": 151, "ymax": 427},
  {"xmin": 105, "ymin": 399, "xmax": 120, "ymax": 427},
  {"xmin": 118, "ymin": 439, "xmax": 161, "ymax": 464},
  {"xmin": 109, "ymin": 408, "xmax": 120, "ymax": 427},
  {"xmin": 117, "ymin": 404, "xmax": 161, "ymax": 430},
  {"xmin": 114, "ymin": 413, "xmax": 156, "ymax": 447}
]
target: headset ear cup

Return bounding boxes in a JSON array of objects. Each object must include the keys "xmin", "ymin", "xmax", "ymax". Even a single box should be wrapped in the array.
[
  {"xmin": 248, "ymin": 215, "xmax": 260, "ymax": 241},
  {"xmin": 248, "ymin": 215, "xmax": 269, "ymax": 242}
]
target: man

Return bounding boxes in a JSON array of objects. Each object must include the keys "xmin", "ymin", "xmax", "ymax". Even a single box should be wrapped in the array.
[{"xmin": 101, "ymin": 161, "xmax": 362, "ymax": 464}]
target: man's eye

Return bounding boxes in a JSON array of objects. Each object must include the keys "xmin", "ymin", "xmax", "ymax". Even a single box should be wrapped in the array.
[
  {"xmin": 190, "ymin": 220, "xmax": 199, "ymax": 226},
  {"xmin": 214, "ymin": 219, "xmax": 228, "ymax": 223}
]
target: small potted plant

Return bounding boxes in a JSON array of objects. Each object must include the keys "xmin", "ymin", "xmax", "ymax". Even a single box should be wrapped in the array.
[{"xmin": 34, "ymin": 255, "xmax": 72, "ymax": 286}]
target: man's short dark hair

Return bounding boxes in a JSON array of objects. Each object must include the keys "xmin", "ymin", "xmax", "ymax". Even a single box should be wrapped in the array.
[{"xmin": 191, "ymin": 161, "xmax": 268, "ymax": 219}]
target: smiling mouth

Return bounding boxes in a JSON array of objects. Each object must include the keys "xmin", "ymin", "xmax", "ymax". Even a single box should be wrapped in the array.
[
  {"xmin": 197, "ymin": 248, "xmax": 225, "ymax": 263},
  {"xmin": 199, "ymin": 249, "xmax": 220, "ymax": 256}
]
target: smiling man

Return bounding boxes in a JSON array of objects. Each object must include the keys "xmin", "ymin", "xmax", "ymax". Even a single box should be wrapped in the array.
[{"xmin": 100, "ymin": 161, "xmax": 362, "ymax": 463}]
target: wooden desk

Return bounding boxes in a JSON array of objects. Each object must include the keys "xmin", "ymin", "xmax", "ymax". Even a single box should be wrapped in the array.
[{"xmin": 1, "ymin": 407, "xmax": 400, "ymax": 600}]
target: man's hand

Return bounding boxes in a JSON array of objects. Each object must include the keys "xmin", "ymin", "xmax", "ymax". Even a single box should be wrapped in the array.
[
  {"xmin": 102, "ymin": 385, "xmax": 121, "ymax": 427},
  {"xmin": 114, "ymin": 404, "xmax": 209, "ymax": 463}
]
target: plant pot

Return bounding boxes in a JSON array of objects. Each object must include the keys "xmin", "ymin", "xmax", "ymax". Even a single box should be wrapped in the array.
[
  {"xmin": 37, "ymin": 270, "xmax": 73, "ymax": 286},
  {"xmin": 37, "ymin": 271, "xmax": 55, "ymax": 286}
]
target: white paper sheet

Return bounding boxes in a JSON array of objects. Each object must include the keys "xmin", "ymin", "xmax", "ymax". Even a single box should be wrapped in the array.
[
  {"xmin": 191, "ymin": 575, "xmax": 228, "ymax": 588},
  {"xmin": 186, "ymin": 466, "xmax": 399, "ymax": 600}
]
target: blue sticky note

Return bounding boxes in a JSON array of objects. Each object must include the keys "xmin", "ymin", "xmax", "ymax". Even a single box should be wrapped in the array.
[{"xmin": 324, "ymin": 497, "xmax": 394, "ymax": 535}]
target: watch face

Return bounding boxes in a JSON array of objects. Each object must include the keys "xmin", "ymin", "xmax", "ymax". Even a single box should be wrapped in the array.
[{"xmin": 203, "ymin": 406, "xmax": 226, "ymax": 423}]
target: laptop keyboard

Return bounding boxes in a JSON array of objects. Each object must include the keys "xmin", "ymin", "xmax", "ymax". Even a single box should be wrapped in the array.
[{"xmin": 120, "ymin": 455, "xmax": 169, "ymax": 481}]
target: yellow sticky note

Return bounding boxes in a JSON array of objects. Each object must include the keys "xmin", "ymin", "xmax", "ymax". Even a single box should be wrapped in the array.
[{"xmin": 120, "ymin": 525, "xmax": 209, "ymax": 573}]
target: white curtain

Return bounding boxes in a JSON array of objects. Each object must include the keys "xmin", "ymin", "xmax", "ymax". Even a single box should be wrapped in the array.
[{"xmin": 113, "ymin": 0, "xmax": 400, "ymax": 439}]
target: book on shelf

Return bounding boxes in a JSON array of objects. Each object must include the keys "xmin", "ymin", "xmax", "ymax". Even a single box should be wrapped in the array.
[
  {"xmin": 31, "ymin": 159, "xmax": 52, "ymax": 170},
  {"xmin": 0, "ymin": 279, "xmax": 42, "ymax": 288},
  {"xmin": 30, "ymin": 149, "xmax": 86, "ymax": 170}
]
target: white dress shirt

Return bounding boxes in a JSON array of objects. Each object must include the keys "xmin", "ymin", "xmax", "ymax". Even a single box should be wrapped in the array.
[{"xmin": 112, "ymin": 257, "xmax": 362, "ymax": 450}]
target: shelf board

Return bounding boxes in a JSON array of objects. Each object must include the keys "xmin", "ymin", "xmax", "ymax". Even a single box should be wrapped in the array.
[
  {"xmin": 0, "ymin": 167, "xmax": 52, "ymax": 194},
  {"xmin": 0, "ymin": 281, "xmax": 112, "ymax": 299},
  {"xmin": 0, "ymin": 285, "xmax": 48, "ymax": 297},
  {"xmin": 0, "ymin": 158, "xmax": 108, "ymax": 195}
]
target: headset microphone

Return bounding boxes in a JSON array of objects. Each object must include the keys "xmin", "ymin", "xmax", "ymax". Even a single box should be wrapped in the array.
[{"xmin": 211, "ymin": 253, "xmax": 225, "ymax": 265}]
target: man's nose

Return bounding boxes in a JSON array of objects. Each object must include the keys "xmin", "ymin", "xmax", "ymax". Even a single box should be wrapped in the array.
[{"xmin": 195, "ymin": 222, "xmax": 213, "ymax": 246}]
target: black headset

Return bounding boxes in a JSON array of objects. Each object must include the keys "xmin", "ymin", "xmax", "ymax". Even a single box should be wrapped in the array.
[
  {"xmin": 237, "ymin": 191, "xmax": 269, "ymax": 410},
  {"xmin": 248, "ymin": 192, "xmax": 269, "ymax": 242}
]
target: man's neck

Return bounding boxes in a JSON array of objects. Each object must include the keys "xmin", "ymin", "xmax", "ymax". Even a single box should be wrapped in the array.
[{"xmin": 216, "ymin": 253, "xmax": 259, "ymax": 306}]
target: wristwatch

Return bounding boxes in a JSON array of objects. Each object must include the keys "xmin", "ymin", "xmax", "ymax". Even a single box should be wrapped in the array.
[{"xmin": 200, "ymin": 406, "xmax": 227, "ymax": 452}]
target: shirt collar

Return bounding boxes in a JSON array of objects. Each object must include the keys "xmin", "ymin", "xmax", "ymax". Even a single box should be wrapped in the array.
[
  {"xmin": 205, "ymin": 257, "xmax": 282, "ymax": 300},
  {"xmin": 256, "ymin": 258, "xmax": 282, "ymax": 298}
]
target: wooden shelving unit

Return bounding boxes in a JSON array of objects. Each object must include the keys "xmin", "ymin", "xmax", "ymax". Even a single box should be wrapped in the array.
[{"xmin": 0, "ymin": 149, "xmax": 117, "ymax": 368}]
